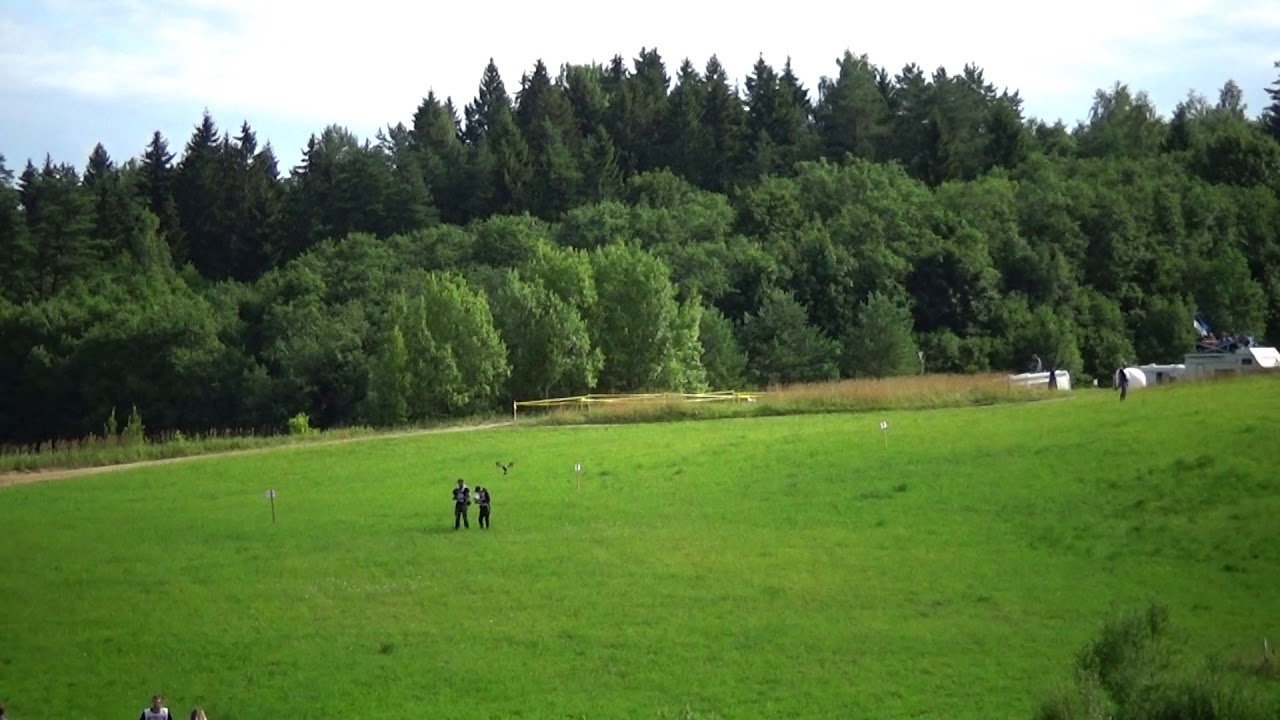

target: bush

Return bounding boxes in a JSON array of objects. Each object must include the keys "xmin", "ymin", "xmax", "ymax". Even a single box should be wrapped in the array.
[
  {"xmin": 287, "ymin": 411, "xmax": 315, "ymax": 436},
  {"xmin": 1036, "ymin": 603, "xmax": 1280, "ymax": 720},
  {"xmin": 122, "ymin": 405, "xmax": 145, "ymax": 446},
  {"xmin": 103, "ymin": 408, "xmax": 119, "ymax": 442}
]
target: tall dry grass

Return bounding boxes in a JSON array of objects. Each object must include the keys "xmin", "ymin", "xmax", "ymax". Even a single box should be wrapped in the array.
[
  {"xmin": 0, "ymin": 412, "xmax": 509, "ymax": 475},
  {"xmin": 524, "ymin": 373, "xmax": 1052, "ymax": 426},
  {"xmin": 0, "ymin": 426, "xmax": 379, "ymax": 475}
]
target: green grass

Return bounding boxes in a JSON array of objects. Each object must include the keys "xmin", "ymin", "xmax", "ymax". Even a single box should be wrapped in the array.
[{"xmin": 0, "ymin": 377, "xmax": 1277, "ymax": 718}]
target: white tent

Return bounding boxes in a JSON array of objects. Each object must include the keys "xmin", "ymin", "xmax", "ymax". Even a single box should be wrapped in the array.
[
  {"xmin": 1117, "ymin": 367, "xmax": 1148, "ymax": 389},
  {"xmin": 1247, "ymin": 346, "xmax": 1280, "ymax": 368}
]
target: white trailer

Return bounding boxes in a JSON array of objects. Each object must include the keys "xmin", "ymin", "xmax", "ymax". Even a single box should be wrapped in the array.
[{"xmin": 1183, "ymin": 346, "xmax": 1280, "ymax": 379}]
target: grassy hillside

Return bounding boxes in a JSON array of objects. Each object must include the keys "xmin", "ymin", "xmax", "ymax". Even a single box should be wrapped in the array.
[{"xmin": 0, "ymin": 377, "xmax": 1277, "ymax": 719}]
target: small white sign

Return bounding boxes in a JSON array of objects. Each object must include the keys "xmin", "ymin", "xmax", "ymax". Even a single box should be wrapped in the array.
[
  {"xmin": 574, "ymin": 463, "xmax": 582, "ymax": 473},
  {"xmin": 265, "ymin": 489, "xmax": 277, "ymax": 500},
  {"xmin": 879, "ymin": 421, "xmax": 888, "ymax": 431}
]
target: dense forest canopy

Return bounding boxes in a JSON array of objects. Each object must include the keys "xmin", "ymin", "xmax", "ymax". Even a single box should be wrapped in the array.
[{"xmin": 2, "ymin": 50, "xmax": 1279, "ymax": 445}]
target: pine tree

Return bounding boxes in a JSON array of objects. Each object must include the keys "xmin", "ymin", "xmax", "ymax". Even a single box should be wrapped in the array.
[
  {"xmin": 608, "ymin": 48, "xmax": 669, "ymax": 176},
  {"xmin": 985, "ymin": 99, "xmax": 1028, "ymax": 171},
  {"xmin": 463, "ymin": 59, "xmax": 510, "ymax": 146},
  {"xmin": 745, "ymin": 55, "xmax": 817, "ymax": 177},
  {"xmin": 561, "ymin": 63, "xmax": 610, "ymax": 138},
  {"xmin": 481, "ymin": 105, "xmax": 533, "ymax": 216},
  {"xmin": 661, "ymin": 59, "xmax": 709, "ymax": 182},
  {"xmin": 580, "ymin": 126, "xmax": 623, "ymax": 203},
  {"xmin": 815, "ymin": 51, "xmax": 891, "ymax": 162},
  {"xmin": 379, "ymin": 123, "xmax": 439, "ymax": 234},
  {"xmin": 702, "ymin": 55, "xmax": 747, "ymax": 191},
  {"xmin": 82, "ymin": 144, "xmax": 156, "ymax": 269},
  {"xmin": 0, "ymin": 153, "xmax": 35, "ymax": 302},
  {"xmin": 1262, "ymin": 61, "xmax": 1280, "ymax": 142},
  {"xmin": 841, "ymin": 291, "xmax": 920, "ymax": 378},
  {"xmin": 83, "ymin": 143, "xmax": 114, "ymax": 189},
  {"xmin": 139, "ymin": 131, "xmax": 186, "ymax": 263},
  {"xmin": 517, "ymin": 59, "xmax": 584, "ymax": 218},
  {"xmin": 410, "ymin": 91, "xmax": 469, "ymax": 224},
  {"xmin": 175, "ymin": 111, "xmax": 225, "ymax": 277},
  {"xmin": 21, "ymin": 156, "xmax": 99, "ymax": 297}
]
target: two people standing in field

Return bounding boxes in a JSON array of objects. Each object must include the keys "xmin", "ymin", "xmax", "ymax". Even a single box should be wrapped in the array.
[{"xmin": 451, "ymin": 478, "xmax": 492, "ymax": 530}]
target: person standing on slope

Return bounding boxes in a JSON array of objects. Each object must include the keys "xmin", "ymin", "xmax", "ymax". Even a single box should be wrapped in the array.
[
  {"xmin": 452, "ymin": 478, "xmax": 471, "ymax": 530},
  {"xmin": 1116, "ymin": 366, "xmax": 1130, "ymax": 402}
]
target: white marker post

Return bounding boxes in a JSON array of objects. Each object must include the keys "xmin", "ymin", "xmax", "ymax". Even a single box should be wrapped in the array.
[
  {"xmin": 574, "ymin": 462, "xmax": 582, "ymax": 491},
  {"xmin": 879, "ymin": 420, "xmax": 889, "ymax": 447},
  {"xmin": 265, "ymin": 489, "xmax": 277, "ymax": 524}
]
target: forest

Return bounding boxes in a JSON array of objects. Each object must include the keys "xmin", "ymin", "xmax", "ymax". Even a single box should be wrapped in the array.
[{"xmin": 2, "ymin": 50, "xmax": 1279, "ymax": 445}]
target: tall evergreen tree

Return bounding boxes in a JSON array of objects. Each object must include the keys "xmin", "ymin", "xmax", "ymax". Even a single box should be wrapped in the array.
[
  {"xmin": 1261, "ymin": 61, "xmax": 1280, "ymax": 142},
  {"xmin": 561, "ymin": 63, "xmax": 610, "ymax": 138},
  {"xmin": 984, "ymin": 98, "xmax": 1028, "ymax": 171},
  {"xmin": 660, "ymin": 59, "xmax": 709, "ymax": 181},
  {"xmin": 0, "ymin": 154, "xmax": 34, "ymax": 302},
  {"xmin": 463, "ymin": 59, "xmax": 510, "ymax": 146},
  {"xmin": 410, "ymin": 91, "xmax": 469, "ymax": 223},
  {"xmin": 175, "ymin": 111, "xmax": 225, "ymax": 276},
  {"xmin": 378, "ymin": 123, "xmax": 439, "ymax": 234},
  {"xmin": 20, "ymin": 157, "xmax": 99, "ymax": 297},
  {"xmin": 138, "ymin": 131, "xmax": 186, "ymax": 263},
  {"xmin": 81, "ymin": 143, "xmax": 157, "ymax": 268},
  {"xmin": 701, "ymin": 55, "xmax": 747, "ymax": 191},
  {"xmin": 815, "ymin": 51, "xmax": 891, "ymax": 162},
  {"xmin": 609, "ymin": 48, "xmax": 670, "ymax": 176},
  {"xmin": 517, "ymin": 59, "xmax": 584, "ymax": 218},
  {"xmin": 479, "ymin": 105, "xmax": 533, "ymax": 216},
  {"xmin": 579, "ymin": 126, "xmax": 623, "ymax": 203}
]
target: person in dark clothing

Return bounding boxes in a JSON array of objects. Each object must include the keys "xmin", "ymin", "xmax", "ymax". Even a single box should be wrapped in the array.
[
  {"xmin": 140, "ymin": 695, "xmax": 175, "ymax": 720},
  {"xmin": 476, "ymin": 486, "xmax": 491, "ymax": 529},
  {"xmin": 1048, "ymin": 368, "xmax": 1058, "ymax": 390},
  {"xmin": 452, "ymin": 478, "xmax": 470, "ymax": 530},
  {"xmin": 1116, "ymin": 366, "xmax": 1129, "ymax": 401}
]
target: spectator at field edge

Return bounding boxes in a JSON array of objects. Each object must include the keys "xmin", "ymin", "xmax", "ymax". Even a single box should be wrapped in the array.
[{"xmin": 190, "ymin": 708, "xmax": 208, "ymax": 720}]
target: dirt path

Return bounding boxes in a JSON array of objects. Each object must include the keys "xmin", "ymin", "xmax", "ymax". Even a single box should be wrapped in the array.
[{"xmin": 0, "ymin": 421, "xmax": 514, "ymax": 489}]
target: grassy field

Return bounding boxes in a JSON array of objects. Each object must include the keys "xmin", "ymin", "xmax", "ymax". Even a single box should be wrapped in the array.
[
  {"xmin": 0, "ymin": 376, "xmax": 1277, "ymax": 718},
  {"xmin": 0, "ymin": 373, "xmax": 1042, "ymax": 474}
]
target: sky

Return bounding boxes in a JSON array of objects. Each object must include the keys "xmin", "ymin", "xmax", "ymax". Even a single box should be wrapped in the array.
[{"xmin": 1, "ymin": 0, "xmax": 1278, "ymax": 172}]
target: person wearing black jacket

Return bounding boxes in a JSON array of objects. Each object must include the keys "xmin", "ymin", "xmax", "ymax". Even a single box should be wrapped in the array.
[
  {"xmin": 452, "ymin": 478, "xmax": 471, "ymax": 530},
  {"xmin": 476, "ymin": 486, "xmax": 492, "ymax": 529}
]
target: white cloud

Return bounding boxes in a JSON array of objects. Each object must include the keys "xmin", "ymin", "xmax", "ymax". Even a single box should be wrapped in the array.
[{"xmin": 2, "ymin": 0, "xmax": 1277, "ymax": 135}]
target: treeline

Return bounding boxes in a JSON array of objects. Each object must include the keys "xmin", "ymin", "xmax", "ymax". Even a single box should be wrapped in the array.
[{"xmin": 1, "ymin": 51, "xmax": 1279, "ymax": 444}]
